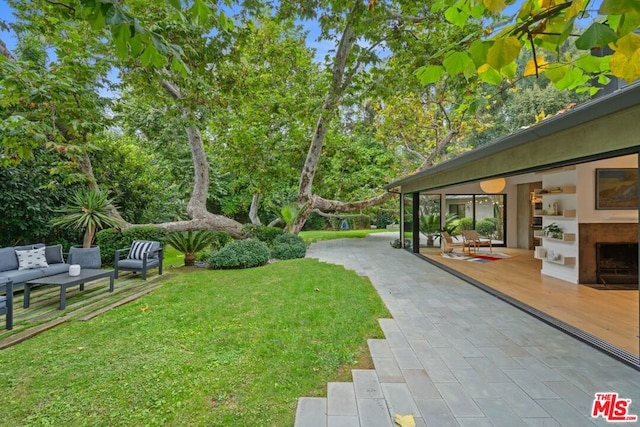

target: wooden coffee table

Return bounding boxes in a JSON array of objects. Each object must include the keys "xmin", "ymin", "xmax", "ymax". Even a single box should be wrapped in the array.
[{"xmin": 24, "ymin": 268, "xmax": 115, "ymax": 310}]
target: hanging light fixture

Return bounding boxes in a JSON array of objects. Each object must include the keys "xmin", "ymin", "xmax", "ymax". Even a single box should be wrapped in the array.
[{"xmin": 480, "ymin": 178, "xmax": 506, "ymax": 194}]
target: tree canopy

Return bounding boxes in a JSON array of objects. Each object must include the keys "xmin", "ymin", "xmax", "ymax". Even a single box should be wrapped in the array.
[{"xmin": 1, "ymin": 0, "xmax": 638, "ymax": 239}]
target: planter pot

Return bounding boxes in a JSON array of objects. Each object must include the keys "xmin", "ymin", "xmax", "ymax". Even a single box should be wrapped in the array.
[{"xmin": 68, "ymin": 245, "xmax": 102, "ymax": 269}]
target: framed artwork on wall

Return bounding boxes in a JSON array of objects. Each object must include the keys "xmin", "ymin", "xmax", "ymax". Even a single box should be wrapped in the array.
[{"xmin": 595, "ymin": 168, "xmax": 639, "ymax": 210}]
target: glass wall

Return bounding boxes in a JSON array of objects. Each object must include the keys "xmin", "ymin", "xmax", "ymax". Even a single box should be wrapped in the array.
[
  {"xmin": 418, "ymin": 194, "xmax": 442, "ymax": 248},
  {"xmin": 444, "ymin": 194, "xmax": 506, "ymax": 245},
  {"xmin": 402, "ymin": 193, "xmax": 413, "ymax": 250}
]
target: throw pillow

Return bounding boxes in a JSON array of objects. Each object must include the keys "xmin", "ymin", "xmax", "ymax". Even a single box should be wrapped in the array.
[
  {"xmin": 128, "ymin": 241, "xmax": 153, "ymax": 260},
  {"xmin": 45, "ymin": 244, "xmax": 65, "ymax": 264},
  {"xmin": 15, "ymin": 247, "xmax": 49, "ymax": 270}
]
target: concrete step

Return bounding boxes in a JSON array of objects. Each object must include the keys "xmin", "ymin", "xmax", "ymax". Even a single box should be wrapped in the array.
[{"xmin": 294, "ymin": 397, "xmax": 327, "ymax": 427}]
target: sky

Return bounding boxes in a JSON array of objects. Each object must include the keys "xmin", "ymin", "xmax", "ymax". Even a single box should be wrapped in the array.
[{"xmin": 0, "ymin": 1, "xmax": 332, "ymax": 62}]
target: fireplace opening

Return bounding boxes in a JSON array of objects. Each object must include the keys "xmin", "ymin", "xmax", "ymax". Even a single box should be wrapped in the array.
[{"xmin": 595, "ymin": 242, "xmax": 638, "ymax": 285}]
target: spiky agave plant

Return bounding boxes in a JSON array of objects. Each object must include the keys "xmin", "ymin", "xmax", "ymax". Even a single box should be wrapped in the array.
[
  {"xmin": 51, "ymin": 188, "xmax": 123, "ymax": 248},
  {"xmin": 165, "ymin": 230, "xmax": 217, "ymax": 266}
]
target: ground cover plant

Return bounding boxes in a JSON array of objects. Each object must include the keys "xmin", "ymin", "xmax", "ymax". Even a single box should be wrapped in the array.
[{"xmin": 0, "ymin": 259, "xmax": 389, "ymax": 426}]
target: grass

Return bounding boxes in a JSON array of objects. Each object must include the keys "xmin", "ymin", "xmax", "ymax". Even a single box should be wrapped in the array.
[
  {"xmin": 0, "ymin": 259, "xmax": 389, "ymax": 426},
  {"xmin": 299, "ymin": 228, "xmax": 392, "ymax": 244}
]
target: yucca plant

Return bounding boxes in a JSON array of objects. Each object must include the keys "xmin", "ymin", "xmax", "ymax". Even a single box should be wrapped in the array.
[
  {"xmin": 50, "ymin": 188, "xmax": 124, "ymax": 248},
  {"xmin": 165, "ymin": 230, "xmax": 218, "ymax": 266}
]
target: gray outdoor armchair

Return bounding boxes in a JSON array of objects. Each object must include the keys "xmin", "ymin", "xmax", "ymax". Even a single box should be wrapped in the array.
[
  {"xmin": 114, "ymin": 240, "xmax": 163, "ymax": 280},
  {"xmin": 0, "ymin": 278, "xmax": 13, "ymax": 330}
]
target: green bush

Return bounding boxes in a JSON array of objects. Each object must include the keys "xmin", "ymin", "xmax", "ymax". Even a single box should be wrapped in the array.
[
  {"xmin": 210, "ymin": 230, "xmax": 233, "ymax": 251},
  {"xmin": 241, "ymin": 224, "xmax": 284, "ymax": 246},
  {"xmin": 476, "ymin": 217, "xmax": 498, "ymax": 237},
  {"xmin": 271, "ymin": 233, "xmax": 307, "ymax": 260},
  {"xmin": 452, "ymin": 217, "xmax": 473, "ymax": 234},
  {"xmin": 302, "ymin": 212, "xmax": 328, "ymax": 230},
  {"xmin": 96, "ymin": 227, "xmax": 168, "ymax": 265},
  {"xmin": 209, "ymin": 239, "xmax": 270, "ymax": 269}
]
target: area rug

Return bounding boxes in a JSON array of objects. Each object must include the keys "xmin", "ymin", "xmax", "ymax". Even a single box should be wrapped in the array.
[{"xmin": 441, "ymin": 251, "xmax": 512, "ymax": 263}]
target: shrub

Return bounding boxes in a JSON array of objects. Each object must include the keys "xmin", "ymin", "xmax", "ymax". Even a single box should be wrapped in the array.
[
  {"xmin": 476, "ymin": 217, "xmax": 498, "ymax": 238},
  {"xmin": 165, "ymin": 230, "xmax": 218, "ymax": 266},
  {"xmin": 375, "ymin": 211, "xmax": 394, "ymax": 229},
  {"xmin": 241, "ymin": 224, "xmax": 284, "ymax": 246},
  {"xmin": 96, "ymin": 227, "xmax": 168, "ymax": 265},
  {"xmin": 209, "ymin": 239, "xmax": 270, "ymax": 269},
  {"xmin": 452, "ymin": 217, "xmax": 474, "ymax": 234},
  {"xmin": 302, "ymin": 212, "xmax": 327, "ymax": 230},
  {"xmin": 210, "ymin": 230, "xmax": 233, "ymax": 251},
  {"xmin": 271, "ymin": 233, "xmax": 306, "ymax": 260}
]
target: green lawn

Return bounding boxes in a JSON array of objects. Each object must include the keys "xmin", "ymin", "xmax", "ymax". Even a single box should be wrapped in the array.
[
  {"xmin": 299, "ymin": 228, "xmax": 392, "ymax": 244},
  {"xmin": 0, "ymin": 259, "xmax": 389, "ymax": 426}
]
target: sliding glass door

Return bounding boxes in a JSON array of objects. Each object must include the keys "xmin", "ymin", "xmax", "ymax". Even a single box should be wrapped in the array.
[{"xmin": 445, "ymin": 194, "xmax": 506, "ymax": 245}]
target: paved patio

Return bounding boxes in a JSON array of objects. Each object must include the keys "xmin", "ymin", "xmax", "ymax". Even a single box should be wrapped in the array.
[{"xmin": 295, "ymin": 232, "xmax": 640, "ymax": 427}]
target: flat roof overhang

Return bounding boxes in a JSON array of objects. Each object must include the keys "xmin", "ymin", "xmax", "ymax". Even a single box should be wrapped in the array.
[{"xmin": 385, "ymin": 82, "xmax": 640, "ymax": 194}]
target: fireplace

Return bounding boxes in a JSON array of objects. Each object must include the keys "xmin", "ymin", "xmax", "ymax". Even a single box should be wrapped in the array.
[{"xmin": 595, "ymin": 242, "xmax": 638, "ymax": 285}]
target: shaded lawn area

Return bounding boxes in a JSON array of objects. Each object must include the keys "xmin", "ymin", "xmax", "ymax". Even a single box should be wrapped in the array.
[
  {"xmin": 299, "ymin": 228, "xmax": 391, "ymax": 244},
  {"xmin": 0, "ymin": 259, "xmax": 389, "ymax": 426}
]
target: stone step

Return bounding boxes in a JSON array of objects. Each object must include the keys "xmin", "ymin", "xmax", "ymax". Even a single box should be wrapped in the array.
[{"xmin": 294, "ymin": 397, "xmax": 327, "ymax": 427}]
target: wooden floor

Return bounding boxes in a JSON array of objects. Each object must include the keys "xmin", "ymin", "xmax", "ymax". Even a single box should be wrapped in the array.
[{"xmin": 420, "ymin": 247, "xmax": 639, "ymax": 358}]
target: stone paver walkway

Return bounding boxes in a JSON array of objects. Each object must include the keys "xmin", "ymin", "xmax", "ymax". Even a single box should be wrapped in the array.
[{"xmin": 294, "ymin": 233, "xmax": 640, "ymax": 427}]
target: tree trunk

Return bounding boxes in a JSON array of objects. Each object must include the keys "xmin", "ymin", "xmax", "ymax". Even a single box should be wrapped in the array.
[
  {"xmin": 249, "ymin": 194, "xmax": 262, "ymax": 225},
  {"xmin": 294, "ymin": 15, "xmax": 357, "ymax": 232}
]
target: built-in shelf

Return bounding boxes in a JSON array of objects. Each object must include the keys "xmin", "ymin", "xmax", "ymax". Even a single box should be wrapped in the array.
[
  {"xmin": 535, "ymin": 209, "xmax": 576, "ymax": 219},
  {"xmin": 534, "ymin": 185, "xmax": 576, "ymax": 195},
  {"xmin": 534, "ymin": 246, "xmax": 576, "ymax": 266},
  {"xmin": 534, "ymin": 253, "xmax": 576, "ymax": 265},
  {"xmin": 543, "ymin": 233, "xmax": 576, "ymax": 242}
]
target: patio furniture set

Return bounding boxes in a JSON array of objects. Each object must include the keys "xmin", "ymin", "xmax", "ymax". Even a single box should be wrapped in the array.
[{"xmin": 0, "ymin": 240, "xmax": 163, "ymax": 330}]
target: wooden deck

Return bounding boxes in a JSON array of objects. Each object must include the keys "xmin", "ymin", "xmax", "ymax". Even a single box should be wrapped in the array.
[
  {"xmin": 420, "ymin": 247, "xmax": 639, "ymax": 358},
  {"xmin": 0, "ymin": 272, "xmax": 170, "ymax": 349}
]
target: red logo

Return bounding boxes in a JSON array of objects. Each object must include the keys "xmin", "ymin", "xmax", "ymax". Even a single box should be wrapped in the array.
[{"xmin": 592, "ymin": 393, "xmax": 638, "ymax": 422}]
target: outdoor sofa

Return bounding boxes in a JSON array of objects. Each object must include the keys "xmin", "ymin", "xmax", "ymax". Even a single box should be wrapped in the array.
[{"xmin": 0, "ymin": 243, "xmax": 70, "ymax": 329}]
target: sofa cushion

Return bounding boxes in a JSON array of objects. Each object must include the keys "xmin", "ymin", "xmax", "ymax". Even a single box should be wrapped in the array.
[
  {"xmin": 0, "ymin": 247, "xmax": 19, "ymax": 272},
  {"xmin": 0, "ymin": 269, "xmax": 45, "ymax": 284},
  {"xmin": 128, "ymin": 241, "xmax": 154, "ymax": 260},
  {"xmin": 45, "ymin": 244, "xmax": 65, "ymax": 264},
  {"xmin": 118, "ymin": 258, "xmax": 159, "ymax": 269},
  {"xmin": 39, "ymin": 263, "xmax": 71, "ymax": 275},
  {"xmin": 16, "ymin": 247, "xmax": 49, "ymax": 270}
]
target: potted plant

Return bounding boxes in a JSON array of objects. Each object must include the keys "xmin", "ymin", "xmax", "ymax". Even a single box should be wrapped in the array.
[
  {"xmin": 419, "ymin": 213, "xmax": 440, "ymax": 247},
  {"xmin": 51, "ymin": 188, "xmax": 124, "ymax": 268},
  {"xmin": 543, "ymin": 222, "xmax": 563, "ymax": 239}
]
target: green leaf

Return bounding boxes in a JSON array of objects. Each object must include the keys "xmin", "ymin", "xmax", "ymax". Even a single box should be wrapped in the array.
[
  {"xmin": 575, "ymin": 54, "xmax": 609, "ymax": 73},
  {"xmin": 415, "ymin": 65, "xmax": 445, "ymax": 85},
  {"xmin": 619, "ymin": 10, "xmax": 640, "ymax": 36},
  {"xmin": 168, "ymin": 0, "xmax": 182, "ymax": 9},
  {"xmin": 599, "ymin": 0, "xmax": 640, "ymax": 15},
  {"xmin": 486, "ymin": 36, "xmax": 521, "ymax": 70},
  {"xmin": 543, "ymin": 63, "xmax": 569, "ymax": 83},
  {"xmin": 500, "ymin": 61, "xmax": 517, "ymax": 79},
  {"xmin": 478, "ymin": 66, "xmax": 502, "ymax": 84},
  {"xmin": 189, "ymin": 0, "xmax": 212, "ymax": 24},
  {"xmin": 442, "ymin": 52, "xmax": 475, "ymax": 77},
  {"xmin": 111, "ymin": 24, "xmax": 130, "ymax": 59},
  {"xmin": 575, "ymin": 23, "xmax": 617, "ymax": 50},
  {"xmin": 444, "ymin": 7, "xmax": 468, "ymax": 27},
  {"xmin": 468, "ymin": 40, "xmax": 491, "ymax": 67}
]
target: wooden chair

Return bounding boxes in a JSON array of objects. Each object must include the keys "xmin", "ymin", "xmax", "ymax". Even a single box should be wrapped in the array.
[
  {"xmin": 441, "ymin": 231, "xmax": 464, "ymax": 253},
  {"xmin": 461, "ymin": 230, "xmax": 493, "ymax": 254},
  {"xmin": 0, "ymin": 278, "xmax": 13, "ymax": 330}
]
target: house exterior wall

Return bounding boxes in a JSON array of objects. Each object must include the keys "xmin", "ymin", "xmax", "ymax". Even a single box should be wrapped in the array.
[{"xmin": 399, "ymin": 104, "xmax": 640, "ymax": 195}]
